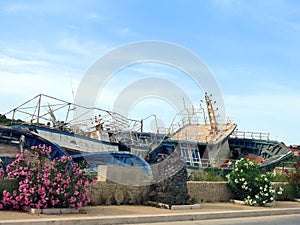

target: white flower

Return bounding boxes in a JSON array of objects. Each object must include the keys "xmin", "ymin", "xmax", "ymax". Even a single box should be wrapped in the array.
[{"xmin": 242, "ymin": 185, "xmax": 248, "ymax": 190}]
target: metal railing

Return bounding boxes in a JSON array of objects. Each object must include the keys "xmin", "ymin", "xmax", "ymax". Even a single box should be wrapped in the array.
[{"xmin": 230, "ymin": 131, "xmax": 270, "ymax": 141}]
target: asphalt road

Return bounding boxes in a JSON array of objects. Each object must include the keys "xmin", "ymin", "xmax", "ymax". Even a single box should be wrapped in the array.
[{"xmin": 131, "ymin": 214, "xmax": 300, "ymax": 225}]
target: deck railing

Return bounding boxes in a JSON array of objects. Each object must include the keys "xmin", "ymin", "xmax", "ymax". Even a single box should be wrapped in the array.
[{"xmin": 230, "ymin": 131, "xmax": 270, "ymax": 141}]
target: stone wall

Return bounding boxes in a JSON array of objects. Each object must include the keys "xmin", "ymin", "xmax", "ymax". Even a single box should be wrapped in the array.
[
  {"xmin": 88, "ymin": 181, "xmax": 289, "ymax": 204},
  {"xmin": 185, "ymin": 182, "xmax": 287, "ymax": 203},
  {"xmin": 88, "ymin": 181, "xmax": 150, "ymax": 205},
  {"xmin": 149, "ymin": 152, "xmax": 188, "ymax": 205},
  {"xmin": 88, "ymin": 181, "xmax": 232, "ymax": 204},
  {"xmin": 90, "ymin": 151, "xmax": 189, "ymax": 206},
  {"xmin": 1, "ymin": 178, "xmax": 288, "ymax": 205},
  {"xmin": 187, "ymin": 181, "xmax": 233, "ymax": 202}
]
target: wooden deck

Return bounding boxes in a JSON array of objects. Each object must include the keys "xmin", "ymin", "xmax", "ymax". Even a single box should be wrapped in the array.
[{"xmin": 170, "ymin": 123, "xmax": 236, "ymax": 143}]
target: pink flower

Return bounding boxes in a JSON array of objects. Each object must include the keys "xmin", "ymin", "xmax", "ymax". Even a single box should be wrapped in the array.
[
  {"xmin": 30, "ymin": 188, "xmax": 35, "ymax": 194},
  {"xmin": 38, "ymin": 144, "xmax": 46, "ymax": 149},
  {"xmin": 69, "ymin": 196, "xmax": 76, "ymax": 203},
  {"xmin": 0, "ymin": 145, "xmax": 94, "ymax": 210},
  {"xmin": 55, "ymin": 173, "xmax": 62, "ymax": 180},
  {"xmin": 76, "ymin": 202, "xmax": 82, "ymax": 209},
  {"xmin": 60, "ymin": 156, "xmax": 67, "ymax": 163},
  {"xmin": 44, "ymin": 179, "xmax": 50, "ymax": 186},
  {"xmin": 38, "ymin": 187, "xmax": 45, "ymax": 195}
]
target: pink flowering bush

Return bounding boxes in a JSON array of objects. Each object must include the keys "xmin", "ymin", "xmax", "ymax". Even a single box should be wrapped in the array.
[
  {"xmin": 0, "ymin": 145, "xmax": 96, "ymax": 210},
  {"xmin": 285, "ymin": 161, "xmax": 300, "ymax": 199},
  {"xmin": 0, "ymin": 167, "xmax": 4, "ymax": 179}
]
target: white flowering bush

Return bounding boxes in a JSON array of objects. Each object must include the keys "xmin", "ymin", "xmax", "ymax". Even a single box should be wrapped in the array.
[{"xmin": 226, "ymin": 158, "xmax": 282, "ymax": 206}]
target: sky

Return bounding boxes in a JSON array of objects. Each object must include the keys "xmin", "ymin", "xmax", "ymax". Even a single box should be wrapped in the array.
[{"xmin": 0, "ymin": 0, "xmax": 299, "ymax": 145}]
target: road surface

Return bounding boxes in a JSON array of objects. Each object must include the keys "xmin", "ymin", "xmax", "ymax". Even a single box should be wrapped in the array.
[{"xmin": 130, "ymin": 214, "xmax": 300, "ymax": 225}]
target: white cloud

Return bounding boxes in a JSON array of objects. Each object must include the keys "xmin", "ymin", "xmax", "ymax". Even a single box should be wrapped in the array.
[
  {"xmin": 86, "ymin": 12, "xmax": 106, "ymax": 20},
  {"xmin": 87, "ymin": 12, "xmax": 100, "ymax": 19},
  {"xmin": 224, "ymin": 93, "xmax": 300, "ymax": 144},
  {"xmin": 212, "ymin": 0, "xmax": 242, "ymax": 12},
  {"xmin": 58, "ymin": 36, "xmax": 93, "ymax": 56},
  {"xmin": 0, "ymin": 53, "xmax": 82, "ymax": 114},
  {"xmin": 0, "ymin": 70, "xmax": 79, "ymax": 98},
  {"xmin": 94, "ymin": 63, "xmax": 205, "ymax": 113},
  {"xmin": 118, "ymin": 27, "xmax": 137, "ymax": 37},
  {"xmin": 1, "ymin": 2, "xmax": 28, "ymax": 14},
  {"xmin": 57, "ymin": 34, "xmax": 110, "ymax": 59},
  {"xmin": 0, "ymin": 55, "xmax": 46, "ymax": 67}
]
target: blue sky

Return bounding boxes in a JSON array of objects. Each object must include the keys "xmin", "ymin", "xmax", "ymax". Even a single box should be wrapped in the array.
[{"xmin": 0, "ymin": 0, "xmax": 299, "ymax": 144}]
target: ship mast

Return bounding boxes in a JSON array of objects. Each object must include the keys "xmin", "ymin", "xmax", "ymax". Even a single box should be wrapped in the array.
[{"xmin": 205, "ymin": 93, "xmax": 218, "ymax": 134}]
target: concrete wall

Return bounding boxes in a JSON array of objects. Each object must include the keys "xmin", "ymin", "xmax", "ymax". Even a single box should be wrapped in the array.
[{"xmin": 97, "ymin": 165, "xmax": 152, "ymax": 186}]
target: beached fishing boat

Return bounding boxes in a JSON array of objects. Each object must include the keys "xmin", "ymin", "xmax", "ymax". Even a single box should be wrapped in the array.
[
  {"xmin": 0, "ymin": 125, "xmax": 68, "ymax": 167},
  {"xmin": 146, "ymin": 95, "xmax": 292, "ymax": 171},
  {"xmin": 146, "ymin": 94, "xmax": 235, "ymax": 167},
  {"xmin": 0, "ymin": 93, "xmax": 293, "ymax": 171},
  {"xmin": 1, "ymin": 94, "xmax": 143, "ymax": 156},
  {"xmin": 227, "ymin": 131, "xmax": 293, "ymax": 169}
]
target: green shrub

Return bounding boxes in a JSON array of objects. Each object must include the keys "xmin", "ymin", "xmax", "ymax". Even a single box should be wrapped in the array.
[
  {"xmin": 226, "ymin": 158, "xmax": 282, "ymax": 206},
  {"xmin": 189, "ymin": 169, "xmax": 225, "ymax": 181},
  {"xmin": 272, "ymin": 173, "xmax": 288, "ymax": 182}
]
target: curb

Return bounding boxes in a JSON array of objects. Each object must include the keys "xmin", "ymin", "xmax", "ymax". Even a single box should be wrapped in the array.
[
  {"xmin": 23, "ymin": 207, "xmax": 79, "ymax": 214},
  {"xmin": 146, "ymin": 201, "xmax": 201, "ymax": 210},
  {"xmin": 1, "ymin": 208, "xmax": 300, "ymax": 225}
]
